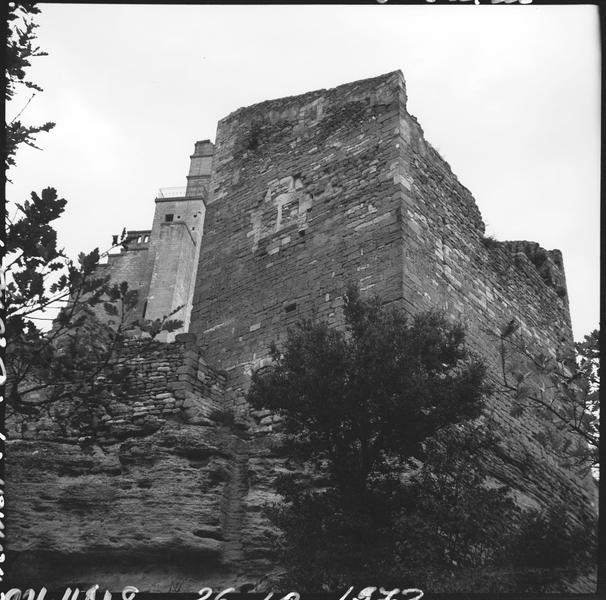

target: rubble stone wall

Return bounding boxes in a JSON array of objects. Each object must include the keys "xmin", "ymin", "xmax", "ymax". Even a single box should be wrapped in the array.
[{"xmin": 7, "ymin": 335, "xmax": 226, "ymax": 445}]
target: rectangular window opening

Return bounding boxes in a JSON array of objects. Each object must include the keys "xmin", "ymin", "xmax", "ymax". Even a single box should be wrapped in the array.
[{"xmin": 165, "ymin": 214, "xmax": 174, "ymax": 222}]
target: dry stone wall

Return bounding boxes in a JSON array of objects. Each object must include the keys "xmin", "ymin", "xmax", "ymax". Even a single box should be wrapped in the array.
[{"xmin": 8, "ymin": 334, "xmax": 225, "ymax": 445}]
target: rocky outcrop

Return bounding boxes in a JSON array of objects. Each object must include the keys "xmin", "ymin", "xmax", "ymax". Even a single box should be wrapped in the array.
[
  {"xmin": 8, "ymin": 417, "xmax": 293, "ymax": 590},
  {"xmin": 8, "ymin": 422, "xmax": 236, "ymax": 590},
  {"xmin": 4, "ymin": 329, "xmax": 289, "ymax": 591}
]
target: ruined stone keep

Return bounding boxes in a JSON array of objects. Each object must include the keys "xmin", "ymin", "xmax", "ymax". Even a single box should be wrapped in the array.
[{"xmin": 7, "ymin": 71, "xmax": 597, "ymax": 591}]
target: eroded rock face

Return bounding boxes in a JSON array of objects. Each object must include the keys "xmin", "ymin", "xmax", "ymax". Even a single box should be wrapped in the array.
[
  {"xmin": 4, "ymin": 330, "xmax": 286, "ymax": 592},
  {"xmin": 8, "ymin": 423, "xmax": 253, "ymax": 591}
]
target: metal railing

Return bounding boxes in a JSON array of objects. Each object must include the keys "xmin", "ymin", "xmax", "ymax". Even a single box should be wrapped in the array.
[{"xmin": 156, "ymin": 186, "xmax": 187, "ymax": 199}]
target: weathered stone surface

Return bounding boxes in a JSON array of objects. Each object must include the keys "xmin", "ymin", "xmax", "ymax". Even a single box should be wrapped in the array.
[{"xmin": 6, "ymin": 424, "xmax": 249, "ymax": 590}]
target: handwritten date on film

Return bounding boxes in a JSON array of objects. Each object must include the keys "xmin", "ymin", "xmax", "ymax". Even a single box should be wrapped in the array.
[{"xmin": 2, "ymin": 585, "xmax": 424, "ymax": 600}]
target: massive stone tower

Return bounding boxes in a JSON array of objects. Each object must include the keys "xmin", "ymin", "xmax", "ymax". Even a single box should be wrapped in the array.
[
  {"xmin": 190, "ymin": 71, "xmax": 574, "ymax": 392},
  {"xmin": 189, "ymin": 68, "xmax": 594, "ymax": 550}
]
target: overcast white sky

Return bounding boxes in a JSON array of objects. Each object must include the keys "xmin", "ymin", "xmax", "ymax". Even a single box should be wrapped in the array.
[{"xmin": 7, "ymin": 3, "xmax": 600, "ymax": 341}]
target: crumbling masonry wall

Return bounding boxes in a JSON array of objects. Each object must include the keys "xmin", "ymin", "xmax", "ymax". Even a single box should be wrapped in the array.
[
  {"xmin": 9, "ymin": 335, "xmax": 225, "ymax": 445},
  {"xmin": 391, "ymin": 91, "xmax": 595, "ymax": 531},
  {"xmin": 189, "ymin": 70, "xmax": 596, "ymax": 541}
]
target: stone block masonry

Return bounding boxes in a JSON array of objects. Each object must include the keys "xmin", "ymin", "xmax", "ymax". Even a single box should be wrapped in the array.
[
  {"xmin": 190, "ymin": 70, "xmax": 575, "ymax": 390},
  {"xmin": 95, "ymin": 230, "xmax": 153, "ymax": 322},
  {"xmin": 191, "ymin": 72, "xmax": 408, "ymax": 392},
  {"xmin": 188, "ymin": 69, "xmax": 596, "ymax": 575}
]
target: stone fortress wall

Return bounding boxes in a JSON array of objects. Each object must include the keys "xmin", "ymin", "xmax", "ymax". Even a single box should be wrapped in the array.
[
  {"xmin": 192, "ymin": 71, "xmax": 573, "ymax": 384},
  {"xmin": 5, "ymin": 72, "xmax": 597, "ymax": 591},
  {"xmin": 189, "ymin": 68, "xmax": 593, "ymax": 518}
]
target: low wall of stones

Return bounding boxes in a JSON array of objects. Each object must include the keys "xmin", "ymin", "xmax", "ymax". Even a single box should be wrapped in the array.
[{"xmin": 7, "ymin": 333, "xmax": 227, "ymax": 445}]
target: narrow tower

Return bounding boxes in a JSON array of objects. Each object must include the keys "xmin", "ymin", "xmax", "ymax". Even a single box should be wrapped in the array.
[
  {"xmin": 143, "ymin": 141, "xmax": 215, "ymax": 337},
  {"xmin": 186, "ymin": 139, "xmax": 214, "ymax": 197}
]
